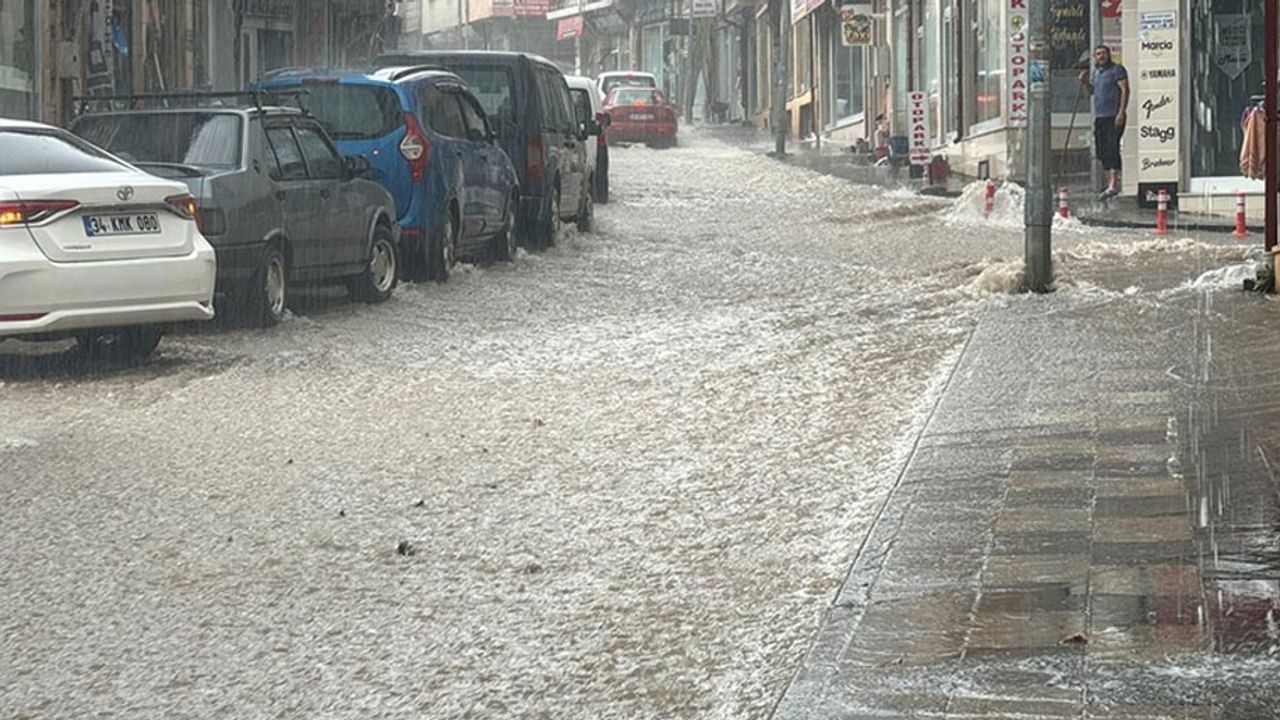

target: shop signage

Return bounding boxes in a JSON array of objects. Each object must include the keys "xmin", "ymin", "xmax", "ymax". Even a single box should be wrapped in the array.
[
  {"xmin": 1006, "ymin": 0, "xmax": 1029, "ymax": 128},
  {"xmin": 244, "ymin": 0, "xmax": 292, "ymax": 20},
  {"xmin": 513, "ymin": 0, "xmax": 550, "ymax": 17},
  {"xmin": 690, "ymin": 0, "xmax": 717, "ymax": 17},
  {"xmin": 1135, "ymin": 1, "xmax": 1179, "ymax": 184},
  {"xmin": 909, "ymin": 91, "xmax": 930, "ymax": 167},
  {"xmin": 557, "ymin": 15, "xmax": 584, "ymax": 40},
  {"xmin": 840, "ymin": 8, "xmax": 873, "ymax": 46},
  {"xmin": 1214, "ymin": 14, "xmax": 1251, "ymax": 80}
]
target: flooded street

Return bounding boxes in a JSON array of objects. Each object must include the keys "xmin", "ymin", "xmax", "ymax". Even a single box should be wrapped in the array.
[{"xmin": 0, "ymin": 130, "xmax": 1268, "ymax": 719}]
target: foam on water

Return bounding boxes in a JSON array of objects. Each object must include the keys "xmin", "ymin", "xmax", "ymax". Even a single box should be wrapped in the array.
[{"xmin": 947, "ymin": 180, "xmax": 1026, "ymax": 228}]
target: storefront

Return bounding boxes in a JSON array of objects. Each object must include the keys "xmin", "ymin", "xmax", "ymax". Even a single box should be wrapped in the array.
[{"xmin": 0, "ymin": 0, "xmax": 38, "ymax": 119}]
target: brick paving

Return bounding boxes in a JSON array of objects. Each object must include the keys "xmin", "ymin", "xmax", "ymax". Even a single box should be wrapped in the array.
[{"xmin": 773, "ymin": 290, "xmax": 1280, "ymax": 720}]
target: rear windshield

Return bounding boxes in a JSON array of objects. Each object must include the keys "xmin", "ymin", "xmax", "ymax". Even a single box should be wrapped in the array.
[
  {"xmin": 601, "ymin": 75, "xmax": 656, "ymax": 96},
  {"xmin": 281, "ymin": 84, "xmax": 404, "ymax": 140},
  {"xmin": 0, "ymin": 130, "xmax": 127, "ymax": 175},
  {"xmin": 611, "ymin": 88, "xmax": 666, "ymax": 106},
  {"xmin": 442, "ymin": 67, "xmax": 516, "ymax": 124},
  {"xmin": 73, "ymin": 112, "xmax": 242, "ymax": 169}
]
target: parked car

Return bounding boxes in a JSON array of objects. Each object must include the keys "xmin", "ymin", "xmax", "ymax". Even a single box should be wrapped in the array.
[
  {"xmin": 597, "ymin": 71, "xmax": 659, "ymax": 99},
  {"xmin": 255, "ymin": 67, "xmax": 519, "ymax": 280},
  {"xmin": 71, "ymin": 103, "xmax": 399, "ymax": 326},
  {"xmin": 373, "ymin": 51, "xmax": 600, "ymax": 247},
  {"xmin": 604, "ymin": 87, "xmax": 678, "ymax": 148},
  {"xmin": 566, "ymin": 75, "xmax": 611, "ymax": 204},
  {"xmin": 0, "ymin": 118, "xmax": 216, "ymax": 361}
]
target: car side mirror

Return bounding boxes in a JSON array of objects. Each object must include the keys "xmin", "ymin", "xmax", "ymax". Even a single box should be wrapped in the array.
[
  {"xmin": 595, "ymin": 111, "xmax": 612, "ymax": 128},
  {"xmin": 343, "ymin": 154, "xmax": 379, "ymax": 181},
  {"xmin": 466, "ymin": 127, "xmax": 486, "ymax": 143},
  {"xmin": 585, "ymin": 119, "xmax": 603, "ymax": 137}
]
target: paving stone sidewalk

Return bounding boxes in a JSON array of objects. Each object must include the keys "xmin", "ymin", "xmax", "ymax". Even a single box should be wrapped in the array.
[{"xmin": 773, "ymin": 289, "xmax": 1280, "ymax": 719}]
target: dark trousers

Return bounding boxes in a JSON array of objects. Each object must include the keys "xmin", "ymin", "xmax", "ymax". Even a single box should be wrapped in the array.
[{"xmin": 1094, "ymin": 117, "xmax": 1124, "ymax": 172}]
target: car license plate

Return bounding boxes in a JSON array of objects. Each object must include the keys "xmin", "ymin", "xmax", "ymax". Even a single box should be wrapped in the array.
[
  {"xmin": 632, "ymin": 113, "xmax": 656, "ymax": 120},
  {"xmin": 83, "ymin": 213, "xmax": 161, "ymax": 237}
]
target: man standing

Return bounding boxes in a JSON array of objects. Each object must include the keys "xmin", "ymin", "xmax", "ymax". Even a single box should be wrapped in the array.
[{"xmin": 1079, "ymin": 45, "xmax": 1129, "ymax": 201}]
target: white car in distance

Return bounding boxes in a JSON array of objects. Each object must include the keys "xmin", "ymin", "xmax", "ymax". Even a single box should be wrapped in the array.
[{"xmin": 0, "ymin": 119, "xmax": 217, "ymax": 362}]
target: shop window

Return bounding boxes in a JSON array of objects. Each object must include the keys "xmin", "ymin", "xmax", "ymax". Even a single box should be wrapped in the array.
[
  {"xmin": 971, "ymin": 0, "xmax": 1002, "ymax": 128},
  {"xmin": 828, "ymin": 22, "xmax": 865, "ymax": 125},
  {"xmin": 0, "ymin": 0, "xmax": 37, "ymax": 118},
  {"xmin": 794, "ymin": 16, "xmax": 812, "ymax": 95},
  {"xmin": 1050, "ymin": 0, "xmax": 1090, "ymax": 113},
  {"xmin": 1191, "ymin": 1, "xmax": 1261, "ymax": 178}
]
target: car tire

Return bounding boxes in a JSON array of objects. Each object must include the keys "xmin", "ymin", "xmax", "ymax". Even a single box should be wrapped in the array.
[
  {"xmin": 427, "ymin": 205, "xmax": 458, "ymax": 282},
  {"xmin": 577, "ymin": 179, "xmax": 594, "ymax": 233},
  {"xmin": 528, "ymin": 190, "xmax": 560, "ymax": 250},
  {"xmin": 595, "ymin": 152, "xmax": 610, "ymax": 204},
  {"xmin": 493, "ymin": 192, "xmax": 519, "ymax": 262},
  {"xmin": 248, "ymin": 245, "xmax": 288, "ymax": 327},
  {"xmin": 349, "ymin": 224, "xmax": 398, "ymax": 303},
  {"xmin": 76, "ymin": 326, "xmax": 163, "ymax": 363}
]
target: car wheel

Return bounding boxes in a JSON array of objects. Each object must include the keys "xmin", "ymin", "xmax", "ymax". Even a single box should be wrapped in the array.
[
  {"xmin": 493, "ymin": 192, "xmax": 519, "ymax": 262},
  {"xmin": 428, "ymin": 205, "xmax": 458, "ymax": 282},
  {"xmin": 248, "ymin": 246, "xmax": 288, "ymax": 327},
  {"xmin": 350, "ymin": 224, "xmax": 398, "ymax": 303},
  {"xmin": 596, "ymin": 155, "xmax": 610, "ymax": 204},
  {"xmin": 577, "ymin": 180, "xmax": 594, "ymax": 233},
  {"xmin": 76, "ymin": 326, "xmax": 163, "ymax": 363}
]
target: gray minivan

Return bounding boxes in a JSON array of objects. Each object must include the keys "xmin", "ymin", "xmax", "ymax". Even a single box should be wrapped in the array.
[{"xmin": 72, "ymin": 106, "xmax": 399, "ymax": 326}]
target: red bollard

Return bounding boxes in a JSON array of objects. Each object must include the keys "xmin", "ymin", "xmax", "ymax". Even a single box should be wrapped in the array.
[
  {"xmin": 1234, "ymin": 190, "xmax": 1249, "ymax": 238},
  {"xmin": 984, "ymin": 179, "xmax": 996, "ymax": 216},
  {"xmin": 1058, "ymin": 187, "xmax": 1070, "ymax": 219},
  {"xmin": 1155, "ymin": 189, "xmax": 1170, "ymax": 236}
]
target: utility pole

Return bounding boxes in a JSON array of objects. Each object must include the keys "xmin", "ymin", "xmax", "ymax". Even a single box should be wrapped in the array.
[
  {"xmin": 770, "ymin": 0, "xmax": 789, "ymax": 155},
  {"xmin": 1266, "ymin": 0, "xmax": 1278, "ymax": 255},
  {"xmin": 1088, "ymin": 0, "xmax": 1102, "ymax": 195},
  {"xmin": 1024, "ymin": 0, "xmax": 1052, "ymax": 292}
]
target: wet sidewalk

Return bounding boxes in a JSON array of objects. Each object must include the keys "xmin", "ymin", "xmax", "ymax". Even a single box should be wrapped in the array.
[{"xmin": 773, "ymin": 284, "xmax": 1280, "ymax": 719}]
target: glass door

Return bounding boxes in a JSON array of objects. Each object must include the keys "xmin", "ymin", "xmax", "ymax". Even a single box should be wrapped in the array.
[{"xmin": 1190, "ymin": 0, "xmax": 1263, "ymax": 191}]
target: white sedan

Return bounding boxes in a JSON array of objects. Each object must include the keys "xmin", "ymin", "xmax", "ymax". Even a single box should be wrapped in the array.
[{"xmin": 0, "ymin": 118, "xmax": 216, "ymax": 361}]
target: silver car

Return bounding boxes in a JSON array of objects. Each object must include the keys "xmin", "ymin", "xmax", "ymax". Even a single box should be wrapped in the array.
[{"xmin": 71, "ymin": 105, "xmax": 399, "ymax": 326}]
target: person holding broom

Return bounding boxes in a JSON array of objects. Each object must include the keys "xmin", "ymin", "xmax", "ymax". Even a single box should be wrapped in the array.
[{"xmin": 1078, "ymin": 45, "xmax": 1129, "ymax": 201}]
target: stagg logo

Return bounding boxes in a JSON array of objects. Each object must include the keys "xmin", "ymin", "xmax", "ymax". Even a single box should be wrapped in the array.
[{"xmin": 1140, "ymin": 125, "xmax": 1176, "ymax": 143}]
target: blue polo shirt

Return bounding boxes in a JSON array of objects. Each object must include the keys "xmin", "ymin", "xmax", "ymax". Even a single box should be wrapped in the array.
[{"xmin": 1092, "ymin": 63, "xmax": 1128, "ymax": 118}]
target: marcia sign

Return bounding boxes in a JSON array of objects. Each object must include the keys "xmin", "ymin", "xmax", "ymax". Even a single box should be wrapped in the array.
[
  {"xmin": 1007, "ymin": 0, "xmax": 1029, "ymax": 128},
  {"xmin": 909, "ymin": 91, "xmax": 930, "ymax": 167}
]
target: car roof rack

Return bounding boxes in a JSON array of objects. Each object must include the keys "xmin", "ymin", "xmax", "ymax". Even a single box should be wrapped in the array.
[{"xmin": 73, "ymin": 89, "xmax": 310, "ymax": 115}]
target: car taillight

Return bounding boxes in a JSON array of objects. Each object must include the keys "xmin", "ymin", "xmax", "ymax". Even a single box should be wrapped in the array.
[
  {"xmin": 165, "ymin": 194, "xmax": 198, "ymax": 219},
  {"xmin": 0, "ymin": 200, "xmax": 78, "ymax": 226},
  {"xmin": 526, "ymin": 136, "xmax": 544, "ymax": 183},
  {"xmin": 400, "ymin": 113, "xmax": 430, "ymax": 183}
]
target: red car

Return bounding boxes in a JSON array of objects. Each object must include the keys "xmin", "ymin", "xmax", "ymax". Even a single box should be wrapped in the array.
[{"xmin": 604, "ymin": 87, "xmax": 678, "ymax": 147}]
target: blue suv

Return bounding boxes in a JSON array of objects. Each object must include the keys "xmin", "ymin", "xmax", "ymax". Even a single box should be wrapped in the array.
[{"xmin": 256, "ymin": 67, "xmax": 519, "ymax": 281}]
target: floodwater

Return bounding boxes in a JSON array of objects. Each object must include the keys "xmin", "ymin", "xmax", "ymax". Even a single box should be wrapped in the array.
[{"xmin": 0, "ymin": 129, "xmax": 1271, "ymax": 719}]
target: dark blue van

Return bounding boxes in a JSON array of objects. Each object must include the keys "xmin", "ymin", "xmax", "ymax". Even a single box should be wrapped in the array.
[{"xmin": 256, "ymin": 66, "xmax": 519, "ymax": 281}]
